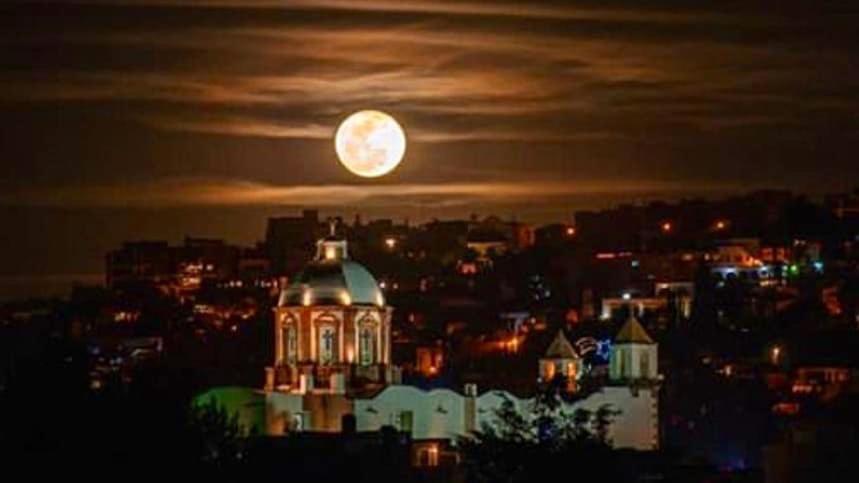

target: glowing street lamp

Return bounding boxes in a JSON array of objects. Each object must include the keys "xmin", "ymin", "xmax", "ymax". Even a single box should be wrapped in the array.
[
  {"xmin": 384, "ymin": 237, "xmax": 397, "ymax": 249},
  {"xmin": 565, "ymin": 226, "xmax": 576, "ymax": 237},
  {"xmin": 661, "ymin": 221, "xmax": 673, "ymax": 233}
]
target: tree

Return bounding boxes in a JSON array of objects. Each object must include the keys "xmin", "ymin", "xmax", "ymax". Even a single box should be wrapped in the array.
[
  {"xmin": 186, "ymin": 397, "xmax": 246, "ymax": 469},
  {"xmin": 458, "ymin": 386, "xmax": 621, "ymax": 483}
]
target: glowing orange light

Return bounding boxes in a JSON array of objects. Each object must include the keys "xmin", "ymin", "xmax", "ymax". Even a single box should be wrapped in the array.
[
  {"xmin": 771, "ymin": 346, "xmax": 782, "ymax": 365},
  {"xmin": 566, "ymin": 226, "xmax": 576, "ymax": 236},
  {"xmin": 661, "ymin": 222, "xmax": 672, "ymax": 233}
]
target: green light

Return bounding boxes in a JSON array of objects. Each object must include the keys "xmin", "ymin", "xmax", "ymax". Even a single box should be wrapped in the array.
[{"xmin": 193, "ymin": 386, "xmax": 266, "ymax": 435}]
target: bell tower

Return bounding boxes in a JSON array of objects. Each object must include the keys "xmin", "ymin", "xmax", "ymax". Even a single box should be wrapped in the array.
[{"xmin": 609, "ymin": 314, "xmax": 658, "ymax": 382}]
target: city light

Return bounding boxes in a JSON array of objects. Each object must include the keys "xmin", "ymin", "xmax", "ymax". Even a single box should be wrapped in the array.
[{"xmin": 6, "ymin": 5, "xmax": 859, "ymax": 478}]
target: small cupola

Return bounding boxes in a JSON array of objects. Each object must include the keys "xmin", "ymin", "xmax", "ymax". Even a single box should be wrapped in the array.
[{"xmin": 315, "ymin": 219, "xmax": 349, "ymax": 261}]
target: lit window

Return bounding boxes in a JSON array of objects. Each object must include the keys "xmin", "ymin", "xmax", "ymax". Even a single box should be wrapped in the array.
[
  {"xmin": 418, "ymin": 445, "xmax": 439, "ymax": 467},
  {"xmin": 286, "ymin": 325, "xmax": 298, "ymax": 364},
  {"xmin": 319, "ymin": 325, "xmax": 336, "ymax": 364},
  {"xmin": 360, "ymin": 326, "xmax": 375, "ymax": 365}
]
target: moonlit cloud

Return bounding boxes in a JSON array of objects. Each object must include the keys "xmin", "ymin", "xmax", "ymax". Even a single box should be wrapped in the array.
[
  {"xmin": 3, "ymin": 2, "xmax": 856, "ymax": 149},
  {"xmin": 139, "ymin": 113, "xmax": 332, "ymax": 139},
  {"xmin": 1, "ymin": 0, "xmax": 858, "ymax": 284},
  {"xmin": 0, "ymin": 178, "xmax": 745, "ymax": 209}
]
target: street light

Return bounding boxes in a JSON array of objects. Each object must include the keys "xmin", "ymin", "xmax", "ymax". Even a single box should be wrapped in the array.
[{"xmin": 771, "ymin": 345, "xmax": 782, "ymax": 365}]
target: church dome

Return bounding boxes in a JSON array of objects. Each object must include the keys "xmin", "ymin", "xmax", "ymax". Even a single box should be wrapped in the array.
[{"xmin": 278, "ymin": 236, "xmax": 386, "ymax": 308}]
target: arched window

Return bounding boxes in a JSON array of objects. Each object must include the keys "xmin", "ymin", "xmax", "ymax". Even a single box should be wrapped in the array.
[
  {"xmin": 286, "ymin": 325, "xmax": 298, "ymax": 364},
  {"xmin": 319, "ymin": 325, "xmax": 336, "ymax": 364},
  {"xmin": 359, "ymin": 326, "xmax": 375, "ymax": 365}
]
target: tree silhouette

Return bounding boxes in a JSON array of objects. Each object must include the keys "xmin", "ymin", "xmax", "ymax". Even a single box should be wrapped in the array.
[
  {"xmin": 459, "ymin": 386, "xmax": 621, "ymax": 483},
  {"xmin": 186, "ymin": 397, "xmax": 246, "ymax": 469}
]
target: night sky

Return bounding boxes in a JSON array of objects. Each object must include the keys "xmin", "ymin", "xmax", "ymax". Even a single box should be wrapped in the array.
[{"xmin": 1, "ymin": 0, "xmax": 858, "ymax": 298}]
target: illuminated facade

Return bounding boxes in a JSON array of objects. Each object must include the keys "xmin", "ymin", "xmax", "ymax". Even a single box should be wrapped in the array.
[
  {"xmin": 211, "ymin": 231, "xmax": 662, "ymax": 452},
  {"xmin": 610, "ymin": 314, "xmax": 659, "ymax": 382},
  {"xmin": 539, "ymin": 330, "xmax": 582, "ymax": 392},
  {"xmin": 266, "ymin": 232, "xmax": 397, "ymax": 394}
]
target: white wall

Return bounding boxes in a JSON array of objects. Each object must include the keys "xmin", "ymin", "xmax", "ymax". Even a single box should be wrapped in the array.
[
  {"xmin": 611, "ymin": 343, "xmax": 658, "ymax": 380},
  {"xmin": 354, "ymin": 386, "xmax": 466, "ymax": 440},
  {"xmin": 574, "ymin": 386, "xmax": 658, "ymax": 450},
  {"xmin": 266, "ymin": 391, "xmax": 306, "ymax": 435},
  {"xmin": 349, "ymin": 385, "xmax": 658, "ymax": 451}
]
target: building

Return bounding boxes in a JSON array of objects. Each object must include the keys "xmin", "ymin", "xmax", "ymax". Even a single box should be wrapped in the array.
[
  {"xmin": 538, "ymin": 330, "xmax": 582, "ymax": 392},
  {"xmin": 464, "ymin": 217, "xmax": 535, "ymax": 261},
  {"xmin": 610, "ymin": 314, "xmax": 659, "ymax": 382},
  {"xmin": 574, "ymin": 190, "xmax": 796, "ymax": 252},
  {"xmin": 105, "ymin": 237, "xmax": 270, "ymax": 293},
  {"xmin": 265, "ymin": 229, "xmax": 396, "ymax": 395},
  {"xmin": 265, "ymin": 209, "xmax": 323, "ymax": 275},
  {"xmin": 105, "ymin": 241, "xmax": 172, "ymax": 287},
  {"xmin": 205, "ymin": 231, "xmax": 662, "ymax": 452},
  {"xmin": 601, "ymin": 293, "xmax": 693, "ymax": 321},
  {"xmin": 415, "ymin": 343, "xmax": 445, "ymax": 377}
]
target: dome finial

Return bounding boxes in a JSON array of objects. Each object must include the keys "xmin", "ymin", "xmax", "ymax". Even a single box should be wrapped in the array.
[{"xmin": 327, "ymin": 217, "xmax": 337, "ymax": 237}]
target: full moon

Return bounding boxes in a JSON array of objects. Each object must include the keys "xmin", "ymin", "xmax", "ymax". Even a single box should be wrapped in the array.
[{"xmin": 334, "ymin": 110, "xmax": 406, "ymax": 178}]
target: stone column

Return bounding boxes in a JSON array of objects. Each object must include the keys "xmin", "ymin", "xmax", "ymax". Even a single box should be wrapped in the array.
[{"xmin": 274, "ymin": 310, "xmax": 284, "ymax": 365}]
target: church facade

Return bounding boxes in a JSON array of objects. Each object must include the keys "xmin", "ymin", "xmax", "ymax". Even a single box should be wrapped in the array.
[{"xmin": 208, "ymin": 231, "xmax": 661, "ymax": 452}]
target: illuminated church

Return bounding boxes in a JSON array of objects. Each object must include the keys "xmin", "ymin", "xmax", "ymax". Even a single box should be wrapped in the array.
[
  {"xmin": 204, "ymin": 229, "xmax": 661, "ymax": 452},
  {"xmin": 265, "ymin": 229, "xmax": 399, "ymax": 395}
]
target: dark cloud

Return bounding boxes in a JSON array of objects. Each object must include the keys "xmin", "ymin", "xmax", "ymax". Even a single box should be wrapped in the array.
[{"xmin": 0, "ymin": 0, "xmax": 858, "ymax": 289}]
